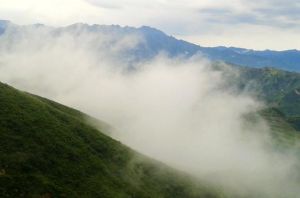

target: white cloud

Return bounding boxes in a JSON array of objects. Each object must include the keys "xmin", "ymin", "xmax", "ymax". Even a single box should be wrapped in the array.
[
  {"xmin": 0, "ymin": 0, "xmax": 102, "ymax": 25},
  {"xmin": 177, "ymin": 24, "xmax": 300, "ymax": 50}
]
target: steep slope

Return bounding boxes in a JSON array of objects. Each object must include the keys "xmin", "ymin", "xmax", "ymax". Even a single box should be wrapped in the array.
[
  {"xmin": 236, "ymin": 67, "xmax": 300, "ymax": 108},
  {"xmin": 259, "ymin": 108, "xmax": 300, "ymax": 149},
  {"xmin": 0, "ymin": 20, "xmax": 300, "ymax": 71},
  {"xmin": 1, "ymin": 80, "xmax": 300, "ymax": 198},
  {"xmin": 0, "ymin": 82, "xmax": 222, "ymax": 198},
  {"xmin": 214, "ymin": 64, "xmax": 300, "ymax": 118},
  {"xmin": 210, "ymin": 63, "xmax": 300, "ymax": 132}
]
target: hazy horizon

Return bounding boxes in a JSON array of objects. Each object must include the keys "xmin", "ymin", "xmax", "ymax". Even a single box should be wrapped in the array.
[
  {"xmin": 1, "ymin": 0, "xmax": 299, "ymax": 50},
  {"xmin": 1, "ymin": 18, "xmax": 299, "ymax": 52}
]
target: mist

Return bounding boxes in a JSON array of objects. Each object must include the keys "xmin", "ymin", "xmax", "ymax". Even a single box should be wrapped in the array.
[{"xmin": 0, "ymin": 25, "xmax": 299, "ymax": 197}]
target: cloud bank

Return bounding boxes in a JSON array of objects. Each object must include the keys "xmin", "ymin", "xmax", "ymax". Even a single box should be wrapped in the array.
[{"xmin": 0, "ymin": 27, "xmax": 299, "ymax": 197}]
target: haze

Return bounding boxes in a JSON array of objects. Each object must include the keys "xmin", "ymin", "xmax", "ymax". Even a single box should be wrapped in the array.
[
  {"xmin": 0, "ymin": 0, "xmax": 300, "ymax": 50},
  {"xmin": 0, "ymin": 26, "xmax": 299, "ymax": 197}
]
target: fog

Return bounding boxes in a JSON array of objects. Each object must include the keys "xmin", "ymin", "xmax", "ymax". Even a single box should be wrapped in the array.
[{"xmin": 0, "ymin": 25, "xmax": 299, "ymax": 197}]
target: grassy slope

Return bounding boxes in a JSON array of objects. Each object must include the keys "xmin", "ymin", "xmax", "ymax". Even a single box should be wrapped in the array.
[
  {"xmin": 259, "ymin": 108, "xmax": 300, "ymax": 149},
  {"xmin": 1, "ymin": 79, "xmax": 300, "ymax": 198},
  {"xmin": 236, "ymin": 67, "xmax": 300, "ymax": 116},
  {"xmin": 213, "ymin": 63, "xmax": 300, "ymax": 130},
  {"xmin": 0, "ymin": 82, "xmax": 223, "ymax": 198},
  {"xmin": 237, "ymin": 67, "xmax": 300, "ymax": 131}
]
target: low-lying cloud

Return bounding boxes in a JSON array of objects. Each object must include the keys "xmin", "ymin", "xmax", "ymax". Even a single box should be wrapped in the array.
[{"xmin": 0, "ymin": 26, "xmax": 299, "ymax": 197}]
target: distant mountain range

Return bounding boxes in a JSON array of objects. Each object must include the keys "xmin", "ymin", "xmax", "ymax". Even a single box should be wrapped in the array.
[{"xmin": 1, "ymin": 20, "xmax": 299, "ymax": 71}]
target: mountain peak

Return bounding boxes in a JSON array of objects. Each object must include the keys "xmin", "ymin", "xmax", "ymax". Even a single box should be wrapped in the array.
[{"xmin": 139, "ymin": 25, "xmax": 166, "ymax": 34}]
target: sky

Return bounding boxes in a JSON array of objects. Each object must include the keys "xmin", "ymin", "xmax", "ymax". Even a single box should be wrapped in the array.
[{"xmin": 0, "ymin": 0, "xmax": 299, "ymax": 50}]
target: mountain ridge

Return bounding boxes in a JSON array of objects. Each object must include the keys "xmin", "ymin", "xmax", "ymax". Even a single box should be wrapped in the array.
[{"xmin": 1, "ymin": 20, "xmax": 299, "ymax": 71}]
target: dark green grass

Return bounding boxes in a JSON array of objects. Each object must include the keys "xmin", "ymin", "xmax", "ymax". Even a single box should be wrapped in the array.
[
  {"xmin": 237, "ymin": 67, "xmax": 300, "ymax": 119},
  {"xmin": 259, "ymin": 108, "xmax": 300, "ymax": 149},
  {"xmin": 0, "ymin": 82, "xmax": 222, "ymax": 198},
  {"xmin": 1, "ymin": 79, "xmax": 300, "ymax": 198},
  {"xmin": 213, "ymin": 63, "xmax": 300, "ymax": 129}
]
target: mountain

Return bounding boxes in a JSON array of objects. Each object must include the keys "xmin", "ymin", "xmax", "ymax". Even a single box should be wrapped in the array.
[
  {"xmin": 212, "ymin": 62, "xmax": 300, "ymax": 133},
  {"xmin": 0, "ymin": 20, "xmax": 10, "ymax": 34},
  {"xmin": 1, "ymin": 81, "xmax": 300, "ymax": 197},
  {"xmin": 203, "ymin": 47, "xmax": 300, "ymax": 72},
  {"xmin": 259, "ymin": 108, "xmax": 300, "ymax": 149},
  {"xmin": 0, "ymin": 82, "xmax": 225, "ymax": 198},
  {"xmin": 240, "ymin": 67, "xmax": 300, "ymax": 118},
  {"xmin": 210, "ymin": 63, "xmax": 300, "ymax": 130},
  {"xmin": 2, "ymin": 19, "xmax": 300, "ymax": 198},
  {"xmin": 0, "ymin": 20, "xmax": 299, "ymax": 72},
  {"xmin": 229, "ymin": 66, "xmax": 300, "ymax": 115}
]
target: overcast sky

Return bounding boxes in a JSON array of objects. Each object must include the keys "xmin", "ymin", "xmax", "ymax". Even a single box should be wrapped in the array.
[{"xmin": 0, "ymin": 0, "xmax": 299, "ymax": 50}]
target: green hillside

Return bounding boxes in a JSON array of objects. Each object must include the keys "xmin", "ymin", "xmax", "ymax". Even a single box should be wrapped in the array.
[
  {"xmin": 237, "ymin": 67, "xmax": 300, "ymax": 131},
  {"xmin": 237, "ymin": 67, "xmax": 300, "ymax": 110},
  {"xmin": 0, "ymin": 82, "xmax": 223, "ymax": 198},
  {"xmin": 1, "ymin": 76, "xmax": 300, "ymax": 197},
  {"xmin": 213, "ymin": 63, "xmax": 300, "ymax": 130},
  {"xmin": 259, "ymin": 108, "xmax": 300, "ymax": 149}
]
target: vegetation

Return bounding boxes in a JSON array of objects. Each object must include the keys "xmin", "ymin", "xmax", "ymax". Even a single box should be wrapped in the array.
[
  {"xmin": 1, "ymin": 64, "xmax": 300, "ymax": 197},
  {"xmin": 213, "ymin": 63, "xmax": 300, "ymax": 130},
  {"xmin": 0, "ymin": 82, "xmax": 223, "ymax": 198},
  {"xmin": 259, "ymin": 108, "xmax": 300, "ymax": 149},
  {"xmin": 237, "ymin": 67, "xmax": 300, "ymax": 110}
]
